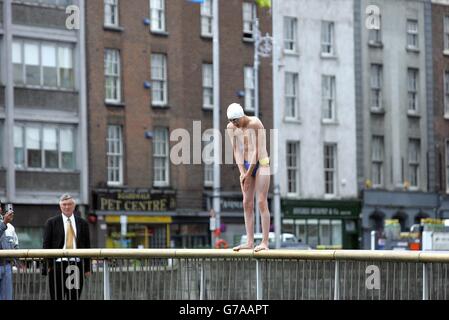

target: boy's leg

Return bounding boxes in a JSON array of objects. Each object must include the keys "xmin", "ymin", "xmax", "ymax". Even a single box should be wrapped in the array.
[
  {"xmin": 233, "ymin": 176, "xmax": 256, "ymax": 251},
  {"xmin": 254, "ymin": 166, "xmax": 271, "ymax": 252}
]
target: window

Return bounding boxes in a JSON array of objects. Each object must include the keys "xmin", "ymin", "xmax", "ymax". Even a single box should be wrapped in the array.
[
  {"xmin": 284, "ymin": 17, "xmax": 297, "ymax": 52},
  {"xmin": 307, "ymin": 219, "xmax": 319, "ymax": 248},
  {"xmin": 107, "ymin": 125, "xmax": 123, "ymax": 186},
  {"xmin": 324, "ymin": 144, "xmax": 337, "ymax": 196},
  {"xmin": 392, "ymin": 212, "xmax": 408, "ymax": 232},
  {"xmin": 13, "ymin": 40, "xmax": 74, "ymax": 89},
  {"xmin": 203, "ymin": 132, "xmax": 214, "ymax": 187},
  {"xmin": 104, "ymin": 0, "xmax": 119, "ymax": 27},
  {"xmin": 14, "ymin": 126, "xmax": 24, "ymax": 168},
  {"xmin": 444, "ymin": 71, "xmax": 449, "ymax": 117},
  {"xmin": 408, "ymin": 68, "xmax": 418, "ymax": 113},
  {"xmin": 26, "ymin": 0, "xmax": 72, "ymax": 6},
  {"xmin": 407, "ymin": 19, "xmax": 418, "ymax": 50},
  {"xmin": 104, "ymin": 49, "xmax": 121, "ymax": 103},
  {"xmin": 368, "ymin": 15, "xmax": 382, "ymax": 44},
  {"xmin": 26, "ymin": 127, "xmax": 41, "ymax": 168},
  {"xmin": 285, "ymin": 72, "xmax": 299, "ymax": 119},
  {"xmin": 60, "ymin": 128, "xmax": 74, "ymax": 170},
  {"xmin": 321, "ymin": 21, "xmax": 334, "ymax": 55},
  {"xmin": 445, "ymin": 16, "xmax": 449, "ymax": 53},
  {"xmin": 408, "ymin": 139, "xmax": 420, "ymax": 188},
  {"xmin": 286, "ymin": 142, "xmax": 300, "ymax": 195},
  {"xmin": 369, "ymin": 211, "xmax": 385, "ymax": 232},
  {"xmin": 295, "ymin": 220, "xmax": 307, "ymax": 244},
  {"xmin": 42, "ymin": 45, "xmax": 57, "ymax": 87},
  {"xmin": 331, "ymin": 220, "xmax": 342, "ymax": 247},
  {"xmin": 370, "ymin": 64, "xmax": 382, "ymax": 110},
  {"xmin": 14, "ymin": 124, "xmax": 75, "ymax": 170},
  {"xmin": 16, "ymin": 227, "xmax": 45, "ymax": 249},
  {"xmin": 202, "ymin": 64, "xmax": 213, "ymax": 109},
  {"xmin": 153, "ymin": 127, "xmax": 169, "ymax": 186},
  {"xmin": 371, "ymin": 136, "xmax": 384, "ymax": 187},
  {"xmin": 285, "ymin": 219, "xmax": 343, "ymax": 249},
  {"xmin": 150, "ymin": 0, "xmax": 166, "ymax": 32},
  {"xmin": 242, "ymin": 2, "xmax": 256, "ymax": 40},
  {"xmin": 446, "ymin": 140, "xmax": 449, "ymax": 193},
  {"xmin": 25, "ymin": 42, "xmax": 40, "ymax": 86},
  {"xmin": 201, "ymin": 0, "xmax": 213, "ymax": 37},
  {"xmin": 12, "ymin": 42, "xmax": 23, "ymax": 85},
  {"xmin": 322, "ymin": 75, "xmax": 336, "ymax": 121},
  {"xmin": 59, "ymin": 47, "xmax": 74, "ymax": 89},
  {"xmin": 319, "ymin": 219, "xmax": 331, "ymax": 245},
  {"xmin": 151, "ymin": 53, "xmax": 168, "ymax": 106},
  {"xmin": 43, "ymin": 128, "xmax": 58, "ymax": 169},
  {"xmin": 244, "ymin": 66, "xmax": 255, "ymax": 112}
]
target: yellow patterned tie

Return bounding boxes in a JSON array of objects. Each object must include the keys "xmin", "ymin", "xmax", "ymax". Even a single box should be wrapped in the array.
[{"xmin": 66, "ymin": 219, "xmax": 75, "ymax": 249}]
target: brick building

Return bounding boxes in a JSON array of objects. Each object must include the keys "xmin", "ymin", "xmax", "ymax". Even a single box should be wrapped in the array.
[
  {"xmin": 86, "ymin": 0, "xmax": 272, "ymax": 248},
  {"xmin": 432, "ymin": 0, "xmax": 449, "ymax": 217}
]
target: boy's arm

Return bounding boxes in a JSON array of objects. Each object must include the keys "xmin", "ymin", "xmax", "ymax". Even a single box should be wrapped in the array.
[
  {"xmin": 244, "ymin": 121, "xmax": 264, "ymax": 176},
  {"xmin": 226, "ymin": 125, "xmax": 246, "ymax": 175}
]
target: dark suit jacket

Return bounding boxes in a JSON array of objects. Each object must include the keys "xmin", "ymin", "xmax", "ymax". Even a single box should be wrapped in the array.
[{"xmin": 42, "ymin": 213, "xmax": 91, "ymax": 275}]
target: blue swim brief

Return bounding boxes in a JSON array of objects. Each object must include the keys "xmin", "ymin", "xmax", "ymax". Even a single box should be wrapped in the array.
[{"xmin": 244, "ymin": 160, "xmax": 259, "ymax": 177}]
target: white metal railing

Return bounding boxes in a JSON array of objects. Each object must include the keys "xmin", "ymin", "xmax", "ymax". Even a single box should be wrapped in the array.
[{"xmin": 0, "ymin": 249, "xmax": 448, "ymax": 300}]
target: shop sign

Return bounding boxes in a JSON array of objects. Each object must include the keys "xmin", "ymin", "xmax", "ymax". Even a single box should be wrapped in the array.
[
  {"xmin": 94, "ymin": 189, "xmax": 176, "ymax": 212},
  {"xmin": 207, "ymin": 197, "xmax": 272, "ymax": 212},
  {"xmin": 105, "ymin": 216, "xmax": 172, "ymax": 224},
  {"xmin": 282, "ymin": 200, "xmax": 361, "ymax": 218}
]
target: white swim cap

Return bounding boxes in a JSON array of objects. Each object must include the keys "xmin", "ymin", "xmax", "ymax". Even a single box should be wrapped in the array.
[{"xmin": 227, "ymin": 103, "xmax": 245, "ymax": 120}]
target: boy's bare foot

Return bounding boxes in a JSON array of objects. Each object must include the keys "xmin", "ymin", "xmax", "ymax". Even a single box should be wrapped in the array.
[
  {"xmin": 233, "ymin": 243, "xmax": 254, "ymax": 251},
  {"xmin": 254, "ymin": 242, "xmax": 269, "ymax": 252}
]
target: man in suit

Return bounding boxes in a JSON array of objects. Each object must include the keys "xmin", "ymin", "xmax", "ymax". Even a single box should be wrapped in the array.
[{"xmin": 43, "ymin": 194, "xmax": 91, "ymax": 300}]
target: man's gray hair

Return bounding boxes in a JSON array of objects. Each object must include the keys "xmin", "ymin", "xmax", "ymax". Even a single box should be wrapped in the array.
[{"xmin": 59, "ymin": 194, "xmax": 75, "ymax": 204}]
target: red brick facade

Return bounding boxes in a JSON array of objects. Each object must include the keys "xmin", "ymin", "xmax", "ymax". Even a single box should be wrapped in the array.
[
  {"xmin": 86, "ymin": 0, "xmax": 272, "ymax": 247},
  {"xmin": 433, "ymin": 3, "xmax": 449, "ymax": 193}
]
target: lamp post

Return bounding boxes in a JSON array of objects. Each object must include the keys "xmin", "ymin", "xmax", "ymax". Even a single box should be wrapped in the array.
[
  {"xmin": 212, "ymin": 0, "xmax": 221, "ymax": 248},
  {"xmin": 253, "ymin": 14, "xmax": 275, "ymax": 243},
  {"xmin": 271, "ymin": 0, "xmax": 282, "ymax": 249}
]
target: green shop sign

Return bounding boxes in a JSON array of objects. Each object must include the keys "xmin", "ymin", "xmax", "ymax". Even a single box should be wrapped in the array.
[{"xmin": 282, "ymin": 199, "xmax": 361, "ymax": 218}]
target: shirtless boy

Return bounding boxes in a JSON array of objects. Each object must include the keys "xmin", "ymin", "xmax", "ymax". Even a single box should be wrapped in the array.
[{"xmin": 226, "ymin": 103, "xmax": 271, "ymax": 252}]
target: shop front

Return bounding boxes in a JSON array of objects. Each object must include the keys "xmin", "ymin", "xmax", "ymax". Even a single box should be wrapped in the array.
[
  {"xmin": 439, "ymin": 195, "xmax": 449, "ymax": 219},
  {"xmin": 361, "ymin": 190, "xmax": 439, "ymax": 249},
  {"xmin": 205, "ymin": 192, "xmax": 273, "ymax": 248},
  {"xmin": 92, "ymin": 189, "xmax": 176, "ymax": 248},
  {"xmin": 281, "ymin": 199, "xmax": 361, "ymax": 249},
  {"xmin": 104, "ymin": 215, "xmax": 172, "ymax": 248}
]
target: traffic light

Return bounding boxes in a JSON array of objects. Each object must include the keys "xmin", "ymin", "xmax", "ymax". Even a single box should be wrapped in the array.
[{"xmin": 87, "ymin": 213, "xmax": 98, "ymax": 224}]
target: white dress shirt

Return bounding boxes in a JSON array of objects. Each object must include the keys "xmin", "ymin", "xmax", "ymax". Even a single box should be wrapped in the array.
[
  {"xmin": 57, "ymin": 213, "xmax": 80, "ymax": 262},
  {"xmin": 62, "ymin": 213, "xmax": 77, "ymax": 249}
]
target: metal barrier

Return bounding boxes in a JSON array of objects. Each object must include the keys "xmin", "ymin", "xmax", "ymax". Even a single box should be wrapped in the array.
[{"xmin": 0, "ymin": 249, "xmax": 448, "ymax": 300}]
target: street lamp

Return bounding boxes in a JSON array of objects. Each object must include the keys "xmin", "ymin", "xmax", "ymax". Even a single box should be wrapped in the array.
[
  {"xmin": 271, "ymin": 0, "xmax": 282, "ymax": 249},
  {"xmin": 212, "ymin": 0, "xmax": 221, "ymax": 249},
  {"xmin": 253, "ymin": 17, "xmax": 273, "ymax": 236}
]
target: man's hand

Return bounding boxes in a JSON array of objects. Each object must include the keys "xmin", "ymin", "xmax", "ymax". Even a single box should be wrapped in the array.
[
  {"xmin": 3, "ymin": 211, "xmax": 14, "ymax": 225},
  {"xmin": 84, "ymin": 271, "xmax": 91, "ymax": 277}
]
